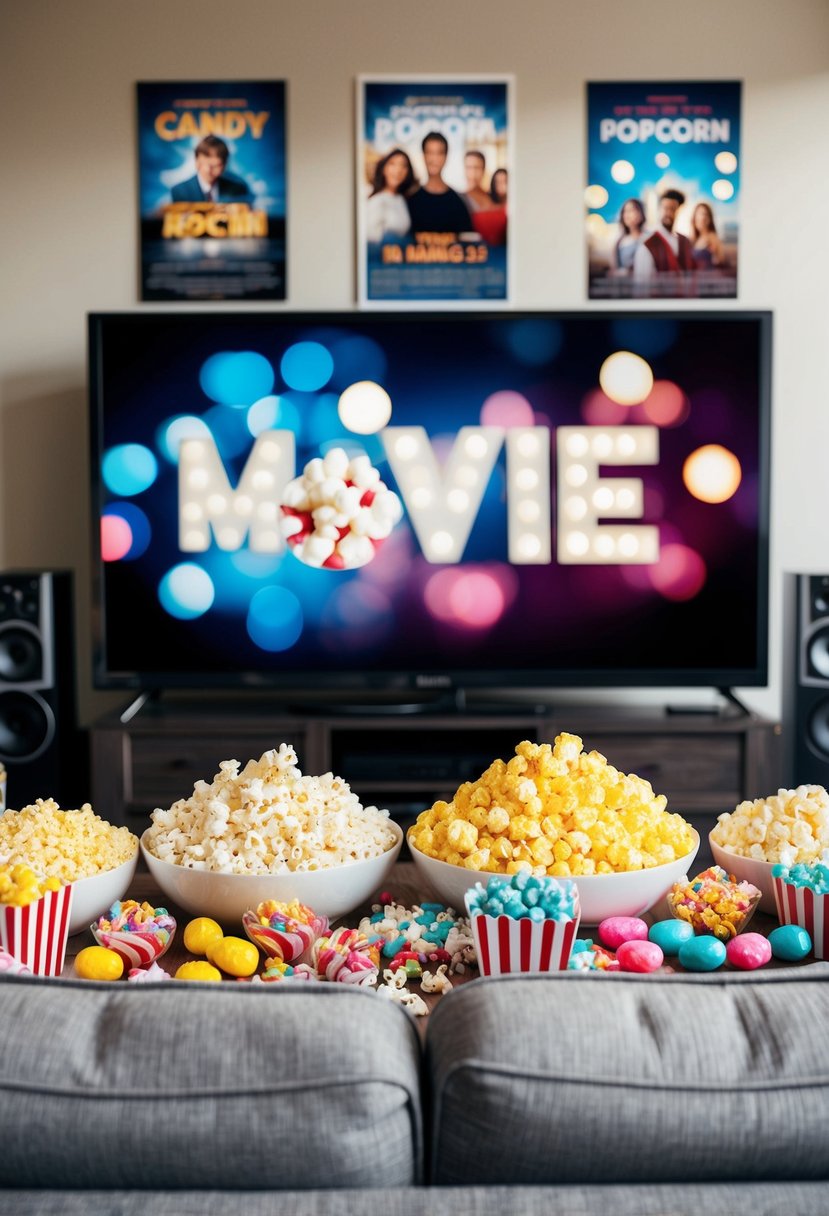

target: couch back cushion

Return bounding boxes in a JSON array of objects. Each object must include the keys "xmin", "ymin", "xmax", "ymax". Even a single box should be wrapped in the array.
[
  {"xmin": 427, "ymin": 968, "xmax": 829, "ymax": 1185},
  {"xmin": 0, "ymin": 977, "xmax": 422, "ymax": 1189}
]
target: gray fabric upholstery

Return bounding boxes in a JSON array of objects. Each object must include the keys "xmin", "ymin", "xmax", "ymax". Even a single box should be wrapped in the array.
[
  {"xmin": 0, "ymin": 975, "xmax": 422, "ymax": 1190},
  {"xmin": 427, "ymin": 967, "xmax": 829, "ymax": 1186},
  {"xmin": 4, "ymin": 1184, "xmax": 829, "ymax": 1216}
]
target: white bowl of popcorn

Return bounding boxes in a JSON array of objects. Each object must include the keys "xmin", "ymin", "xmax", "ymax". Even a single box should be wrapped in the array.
[
  {"xmin": 139, "ymin": 744, "xmax": 403, "ymax": 925},
  {"xmin": 709, "ymin": 786, "xmax": 829, "ymax": 914},
  {"xmin": 0, "ymin": 800, "xmax": 139, "ymax": 935},
  {"xmin": 410, "ymin": 831, "xmax": 699, "ymax": 924}
]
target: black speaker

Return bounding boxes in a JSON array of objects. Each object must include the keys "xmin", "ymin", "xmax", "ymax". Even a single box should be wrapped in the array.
[
  {"xmin": 782, "ymin": 572, "xmax": 829, "ymax": 787},
  {"xmin": 0, "ymin": 571, "xmax": 80, "ymax": 809}
]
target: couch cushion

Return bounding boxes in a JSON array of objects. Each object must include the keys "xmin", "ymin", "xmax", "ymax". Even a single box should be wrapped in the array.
[
  {"xmin": 427, "ymin": 967, "xmax": 829, "ymax": 1185},
  {"xmin": 4, "ymin": 1183, "xmax": 829, "ymax": 1216},
  {"xmin": 0, "ymin": 976, "xmax": 422, "ymax": 1189}
]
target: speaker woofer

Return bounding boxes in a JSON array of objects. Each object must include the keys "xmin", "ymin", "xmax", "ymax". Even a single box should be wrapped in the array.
[
  {"xmin": 0, "ymin": 690, "xmax": 55, "ymax": 762},
  {"xmin": 807, "ymin": 698, "xmax": 829, "ymax": 761},
  {"xmin": 0, "ymin": 624, "xmax": 43, "ymax": 683},
  {"xmin": 807, "ymin": 625, "xmax": 829, "ymax": 680}
]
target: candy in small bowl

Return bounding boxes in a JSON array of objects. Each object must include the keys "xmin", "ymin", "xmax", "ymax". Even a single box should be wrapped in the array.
[
  {"xmin": 242, "ymin": 899, "xmax": 329, "ymax": 964},
  {"xmin": 667, "ymin": 865, "xmax": 762, "ymax": 941},
  {"xmin": 91, "ymin": 899, "xmax": 177, "ymax": 969}
]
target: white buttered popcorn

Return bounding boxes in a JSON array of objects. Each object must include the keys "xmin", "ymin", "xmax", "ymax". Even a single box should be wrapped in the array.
[
  {"xmin": 143, "ymin": 744, "xmax": 397, "ymax": 874},
  {"xmin": 279, "ymin": 447, "xmax": 402, "ymax": 570},
  {"xmin": 710, "ymin": 785, "xmax": 829, "ymax": 863}
]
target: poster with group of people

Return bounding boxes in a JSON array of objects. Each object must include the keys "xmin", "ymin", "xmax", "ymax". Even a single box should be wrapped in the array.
[
  {"xmin": 137, "ymin": 81, "xmax": 287, "ymax": 301},
  {"xmin": 586, "ymin": 81, "xmax": 741, "ymax": 299},
  {"xmin": 357, "ymin": 76, "xmax": 513, "ymax": 307}
]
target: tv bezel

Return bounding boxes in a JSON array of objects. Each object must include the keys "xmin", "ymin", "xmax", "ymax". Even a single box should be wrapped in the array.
[{"xmin": 88, "ymin": 308, "xmax": 772, "ymax": 695}]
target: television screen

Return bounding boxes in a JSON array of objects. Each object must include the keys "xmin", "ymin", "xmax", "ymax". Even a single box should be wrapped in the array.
[{"xmin": 89, "ymin": 310, "xmax": 771, "ymax": 693}]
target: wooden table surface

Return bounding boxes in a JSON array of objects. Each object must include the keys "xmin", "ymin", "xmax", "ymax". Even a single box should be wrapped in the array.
[{"xmin": 60, "ymin": 860, "xmax": 812, "ymax": 1021}]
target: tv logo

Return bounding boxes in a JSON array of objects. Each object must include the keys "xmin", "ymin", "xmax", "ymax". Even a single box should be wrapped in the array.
[{"xmin": 178, "ymin": 423, "xmax": 660, "ymax": 567}]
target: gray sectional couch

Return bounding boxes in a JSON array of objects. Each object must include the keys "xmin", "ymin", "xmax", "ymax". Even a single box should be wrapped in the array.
[{"xmin": 1, "ymin": 967, "xmax": 828, "ymax": 1214}]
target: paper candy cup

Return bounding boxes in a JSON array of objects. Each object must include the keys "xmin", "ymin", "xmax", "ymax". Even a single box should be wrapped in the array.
[
  {"xmin": 242, "ymin": 909, "xmax": 328, "ymax": 964},
  {"xmin": 0, "ymin": 884, "xmax": 74, "ymax": 977},
  {"xmin": 773, "ymin": 876, "xmax": 828, "ymax": 960},
  {"xmin": 467, "ymin": 894, "xmax": 581, "ymax": 977}
]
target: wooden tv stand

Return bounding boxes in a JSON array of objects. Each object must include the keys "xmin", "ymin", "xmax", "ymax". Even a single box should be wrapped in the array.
[{"xmin": 90, "ymin": 698, "xmax": 783, "ymax": 866}]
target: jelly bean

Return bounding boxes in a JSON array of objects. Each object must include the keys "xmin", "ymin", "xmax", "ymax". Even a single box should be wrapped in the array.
[
  {"xmin": 175, "ymin": 960, "xmax": 222, "ymax": 982},
  {"xmin": 648, "ymin": 919, "xmax": 694, "ymax": 955},
  {"xmin": 617, "ymin": 940, "xmax": 664, "ymax": 973},
  {"xmin": 74, "ymin": 945, "xmax": 124, "ymax": 982},
  {"xmin": 768, "ymin": 924, "xmax": 812, "ymax": 961},
  {"xmin": 382, "ymin": 935, "xmax": 407, "ymax": 958},
  {"xmin": 678, "ymin": 935, "xmax": 727, "ymax": 972},
  {"xmin": 404, "ymin": 959, "xmax": 422, "ymax": 980},
  {"xmin": 726, "ymin": 932, "xmax": 772, "ymax": 970},
  {"xmin": 211, "ymin": 936, "xmax": 260, "ymax": 978},
  {"xmin": 598, "ymin": 917, "xmax": 649, "ymax": 951}
]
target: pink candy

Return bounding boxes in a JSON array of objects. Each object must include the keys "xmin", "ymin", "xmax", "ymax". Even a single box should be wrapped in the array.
[
  {"xmin": 616, "ymin": 940, "xmax": 664, "ymax": 973},
  {"xmin": 726, "ymin": 932, "xmax": 772, "ymax": 970},
  {"xmin": 598, "ymin": 916, "xmax": 649, "ymax": 951}
]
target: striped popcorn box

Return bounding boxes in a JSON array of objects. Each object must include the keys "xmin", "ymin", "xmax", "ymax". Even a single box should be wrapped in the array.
[
  {"xmin": 0, "ymin": 884, "xmax": 74, "ymax": 977},
  {"xmin": 773, "ymin": 876, "xmax": 828, "ymax": 960},
  {"xmin": 466, "ymin": 893, "xmax": 581, "ymax": 977}
]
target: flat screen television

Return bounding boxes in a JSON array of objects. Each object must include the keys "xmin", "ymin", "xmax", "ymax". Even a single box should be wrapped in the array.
[{"xmin": 89, "ymin": 310, "xmax": 771, "ymax": 698}]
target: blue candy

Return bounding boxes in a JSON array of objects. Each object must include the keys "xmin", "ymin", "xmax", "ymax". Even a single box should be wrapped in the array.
[
  {"xmin": 648, "ymin": 919, "xmax": 695, "ymax": 955},
  {"xmin": 678, "ymin": 935, "xmax": 727, "ymax": 972},
  {"xmin": 768, "ymin": 924, "xmax": 812, "ymax": 961}
]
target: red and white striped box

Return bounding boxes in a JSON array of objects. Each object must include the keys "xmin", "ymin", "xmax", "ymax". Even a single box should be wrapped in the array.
[
  {"xmin": 0, "ymin": 884, "xmax": 74, "ymax": 977},
  {"xmin": 466, "ymin": 893, "xmax": 580, "ymax": 976},
  {"xmin": 773, "ymin": 876, "xmax": 828, "ymax": 960}
]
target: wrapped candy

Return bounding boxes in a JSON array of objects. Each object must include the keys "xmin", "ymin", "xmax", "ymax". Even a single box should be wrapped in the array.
[
  {"xmin": 311, "ymin": 927, "xmax": 379, "ymax": 986},
  {"xmin": 242, "ymin": 899, "xmax": 328, "ymax": 964},
  {"xmin": 92, "ymin": 900, "xmax": 176, "ymax": 969}
]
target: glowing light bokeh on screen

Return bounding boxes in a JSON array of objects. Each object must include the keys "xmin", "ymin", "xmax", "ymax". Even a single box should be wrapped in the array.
[{"xmin": 683, "ymin": 444, "xmax": 742, "ymax": 503}]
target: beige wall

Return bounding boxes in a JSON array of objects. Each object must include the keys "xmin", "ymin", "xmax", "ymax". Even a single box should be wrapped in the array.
[{"xmin": 2, "ymin": 0, "xmax": 828, "ymax": 725}]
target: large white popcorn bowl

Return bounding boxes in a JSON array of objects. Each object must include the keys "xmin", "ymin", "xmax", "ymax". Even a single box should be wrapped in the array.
[
  {"xmin": 140, "ymin": 823, "xmax": 403, "ymax": 926},
  {"xmin": 409, "ymin": 831, "xmax": 699, "ymax": 925},
  {"xmin": 68, "ymin": 851, "xmax": 140, "ymax": 936}
]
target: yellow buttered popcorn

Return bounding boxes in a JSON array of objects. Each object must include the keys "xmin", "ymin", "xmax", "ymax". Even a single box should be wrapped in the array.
[
  {"xmin": 0, "ymin": 863, "xmax": 61, "ymax": 907},
  {"xmin": 410, "ymin": 734, "xmax": 695, "ymax": 877}
]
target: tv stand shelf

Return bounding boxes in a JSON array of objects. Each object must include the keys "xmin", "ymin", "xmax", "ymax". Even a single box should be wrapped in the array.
[{"xmin": 91, "ymin": 702, "xmax": 783, "ymax": 866}]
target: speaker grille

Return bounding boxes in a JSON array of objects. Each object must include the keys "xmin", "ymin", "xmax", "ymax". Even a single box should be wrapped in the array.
[{"xmin": 807, "ymin": 625, "xmax": 829, "ymax": 681}]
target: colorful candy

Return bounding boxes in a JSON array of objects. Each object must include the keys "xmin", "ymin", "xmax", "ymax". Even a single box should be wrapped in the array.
[
  {"xmin": 93, "ymin": 900, "xmax": 176, "ymax": 969},
  {"xmin": 311, "ymin": 928, "xmax": 379, "ymax": 985},
  {"xmin": 127, "ymin": 961, "xmax": 171, "ymax": 983},
  {"xmin": 726, "ymin": 932, "xmax": 772, "ymax": 970},
  {"xmin": 210, "ymin": 936, "xmax": 260, "ymax": 978},
  {"xmin": 616, "ymin": 940, "xmax": 664, "ymax": 973},
  {"xmin": 74, "ymin": 945, "xmax": 124, "ymax": 981},
  {"xmin": 648, "ymin": 919, "xmax": 694, "ymax": 955},
  {"xmin": 678, "ymin": 935, "xmax": 727, "ymax": 972},
  {"xmin": 466, "ymin": 872, "xmax": 578, "ymax": 922},
  {"xmin": 243, "ymin": 899, "xmax": 329, "ymax": 963},
  {"xmin": 668, "ymin": 866, "xmax": 761, "ymax": 940},
  {"xmin": 771, "ymin": 857, "xmax": 829, "ymax": 893},
  {"xmin": 175, "ymin": 960, "xmax": 221, "ymax": 982},
  {"xmin": 768, "ymin": 924, "xmax": 812, "ymax": 961},
  {"xmin": 598, "ymin": 916, "xmax": 648, "ymax": 950},
  {"xmin": 183, "ymin": 917, "xmax": 224, "ymax": 956}
]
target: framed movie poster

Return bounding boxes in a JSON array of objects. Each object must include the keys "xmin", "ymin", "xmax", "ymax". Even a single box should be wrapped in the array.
[
  {"xmin": 357, "ymin": 76, "xmax": 513, "ymax": 307},
  {"xmin": 137, "ymin": 81, "xmax": 287, "ymax": 301},
  {"xmin": 586, "ymin": 81, "xmax": 741, "ymax": 299}
]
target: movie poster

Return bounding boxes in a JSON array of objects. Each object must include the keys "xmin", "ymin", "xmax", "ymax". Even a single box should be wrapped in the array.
[
  {"xmin": 357, "ymin": 76, "xmax": 513, "ymax": 307},
  {"xmin": 586, "ymin": 81, "xmax": 741, "ymax": 299},
  {"xmin": 137, "ymin": 81, "xmax": 287, "ymax": 301}
]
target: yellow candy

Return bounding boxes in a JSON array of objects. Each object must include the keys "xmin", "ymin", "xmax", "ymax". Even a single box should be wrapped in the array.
[
  {"xmin": 175, "ymin": 960, "xmax": 222, "ymax": 982},
  {"xmin": 183, "ymin": 916, "xmax": 224, "ymax": 956},
  {"xmin": 210, "ymin": 936, "xmax": 259, "ymax": 978},
  {"xmin": 74, "ymin": 945, "xmax": 124, "ymax": 982}
]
